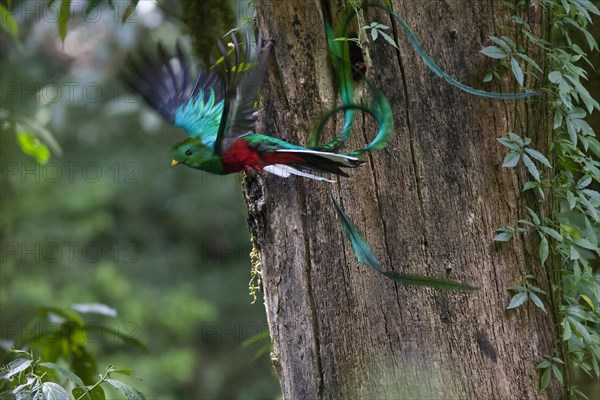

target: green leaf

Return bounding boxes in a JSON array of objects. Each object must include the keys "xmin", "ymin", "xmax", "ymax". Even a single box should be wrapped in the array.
[
  {"xmin": 507, "ymin": 292, "xmax": 527, "ymax": 309},
  {"xmin": 567, "ymin": 316, "xmax": 591, "ymax": 342},
  {"xmin": 575, "ymin": 0, "xmax": 600, "ymax": 15},
  {"xmin": 564, "ymin": 74, "xmax": 600, "ymax": 113},
  {"xmin": 71, "ymin": 303, "xmax": 117, "ymax": 317},
  {"xmin": 539, "ymin": 236, "xmax": 549, "ymax": 265},
  {"xmin": 483, "ymin": 71, "xmax": 493, "ymax": 82},
  {"xmin": 580, "ymin": 294, "xmax": 595, "ymax": 311},
  {"xmin": 524, "ymin": 148, "xmax": 551, "ymax": 168},
  {"xmin": 57, "ymin": 0, "xmax": 72, "ymax": 43},
  {"xmin": 528, "ymin": 285, "xmax": 547, "ymax": 295},
  {"xmin": 370, "ymin": 27, "xmax": 378, "ymax": 41},
  {"xmin": 489, "ymin": 36, "xmax": 512, "ymax": 52},
  {"xmin": 567, "ymin": 191, "xmax": 576, "ymax": 210},
  {"xmin": 89, "ymin": 386, "xmax": 107, "ymax": 400},
  {"xmin": 70, "ymin": 345, "xmax": 97, "ymax": 385},
  {"xmin": 0, "ymin": 3, "xmax": 18, "ymax": 43},
  {"xmin": 566, "ymin": 306, "xmax": 590, "ymax": 320},
  {"xmin": 567, "ymin": 120, "xmax": 578, "ymax": 146},
  {"xmin": 527, "ymin": 207, "xmax": 541, "ymax": 225},
  {"xmin": 522, "ymin": 153, "xmax": 540, "ymax": 181},
  {"xmin": 510, "ymin": 57, "xmax": 524, "ymax": 86},
  {"xmin": 508, "ymin": 132, "xmax": 524, "ymax": 146},
  {"xmin": 539, "ymin": 367, "xmax": 551, "ymax": 391},
  {"xmin": 72, "ymin": 388, "xmax": 89, "ymax": 400},
  {"xmin": 579, "ymin": 194, "xmax": 599, "ymax": 222},
  {"xmin": 574, "ymin": 238, "xmax": 598, "ymax": 251},
  {"xmin": 16, "ymin": 131, "xmax": 50, "ymax": 164},
  {"xmin": 559, "ymin": 79, "xmax": 574, "ymax": 110},
  {"xmin": 42, "ymin": 382, "xmax": 70, "ymax": 400},
  {"xmin": 378, "ymin": 30, "xmax": 400, "ymax": 50},
  {"xmin": 548, "ymin": 71, "xmax": 562, "ymax": 83},
  {"xmin": 569, "ymin": 246, "xmax": 580, "ymax": 260},
  {"xmin": 562, "ymin": 318, "xmax": 572, "ymax": 341},
  {"xmin": 529, "ymin": 292, "xmax": 547, "ymax": 313},
  {"xmin": 121, "ymin": 2, "xmax": 137, "ymax": 23},
  {"xmin": 537, "ymin": 185, "xmax": 545, "ymax": 200},
  {"xmin": 502, "ymin": 151, "xmax": 521, "ymax": 168},
  {"xmin": 516, "ymin": 52, "xmax": 542, "ymax": 72},
  {"xmin": 12, "ymin": 377, "xmax": 36, "ymax": 396},
  {"xmin": 39, "ymin": 362, "xmax": 86, "ymax": 390},
  {"xmin": 0, "ymin": 359, "xmax": 32, "ymax": 379},
  {"xmin": 113, "ymin": 369, "xmax": 134, "ymax": 376},
  {"xmin": 10, "ymin": 114, "xmax": 62, "ymax": 156},
  {"xmin": 500, "ymin": 35, "xmax": 516, "ymax": 49},
  {"xmin": 551, "ymin": 365, "xmax": 563, "ymax": 385},
  {"xmin": 518, "ymin": 219, "xmax": 534, "ymax": 227},
  {"xmin": 540, "ymin": 226, "xmax": 563, "ymax": 242},
  {"xmin": 537, "ymin": 360, "xmax": 551, "ymax": 369},
  {"xmin": 583, "ymin": 189, "xmax": 599, "ymax": 202},
  {"xmin": 497, "ymin": 137, "xmax": 520, "ymax": 151},
  {"xmin": 73, "ymin": 386, "xmax": 106, "ymax": 400},
  {"xmin": 582, "ymin": 28, "xmax": 598, "ymax": 51},
  {"xmin": 576, "ymin": 175, "xmax": 592, "ymax": 189},
  {"xmin": 494, "ymin": 231, "xmax": 513, "ymax": 242},
  {"xmin": 553, "ymin": 111, "xmax": 563, "ymax": 129},
  {"xmin": 480, "ymin": 46, "xmax": 508, "ymax": 59},
  {"xmin": 36, "ymin": 306, "xmax": 84, "ymax": 325},
  {"xmin": 511, "ymin": 15, "xmax": 527, "ymax": 26},
  {"xmin": 105, "ymin": 379, "xmax": 145, "ymax": 400}
]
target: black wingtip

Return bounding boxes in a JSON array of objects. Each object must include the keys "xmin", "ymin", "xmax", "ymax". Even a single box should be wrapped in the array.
[{"xmin": 122, "ymin": 39, "xmax": 225, "ymax": 125}]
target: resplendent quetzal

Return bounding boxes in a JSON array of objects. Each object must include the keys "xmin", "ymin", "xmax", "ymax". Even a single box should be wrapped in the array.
[
  {"xmin": 123, "ymin": 31, "xmax": 376, "ymax": 182},
  {"xmin": 124, "ymin": 15, "xmax": 535, "ymax": 291}
]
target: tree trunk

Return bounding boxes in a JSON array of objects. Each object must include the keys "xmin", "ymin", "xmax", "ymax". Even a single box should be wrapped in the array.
[{"xmin": 245, "ymin": 1, "xmax": 563, "ymax": 398}]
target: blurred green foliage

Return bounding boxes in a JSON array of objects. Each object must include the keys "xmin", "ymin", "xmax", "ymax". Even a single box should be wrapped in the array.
[{"xmin": 1, "ymin": 1, "xmax": 278, "ymax": 398}]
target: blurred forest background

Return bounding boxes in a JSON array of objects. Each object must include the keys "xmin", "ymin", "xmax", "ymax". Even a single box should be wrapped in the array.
[{"xmin": 1, "ymin": 0, "xmax": 280, "ymax": 398}]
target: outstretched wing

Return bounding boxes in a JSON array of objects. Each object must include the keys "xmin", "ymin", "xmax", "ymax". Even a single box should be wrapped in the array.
[
  {"xmin": 122, "ymin": 41, "xmax": 224, "ymax": 149},
  {"xmin": 212, "ymin": 31, "xmax": 270, "ymax": 155}
]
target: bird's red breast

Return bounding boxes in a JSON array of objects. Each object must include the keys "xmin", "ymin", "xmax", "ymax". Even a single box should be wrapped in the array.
[{"xmin": 221, "ymin": 139, "xmax": 304, "ymax": 174}]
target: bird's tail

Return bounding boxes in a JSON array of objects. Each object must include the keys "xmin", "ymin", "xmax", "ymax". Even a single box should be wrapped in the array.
[
  {"xmin": 310, "ymin": 24, "xmax": 394, "ymax": 157},
  {"xmin": 315, "ymin": 17, "xmax": 474, "ymax": 291},
  {"xmin": 343, "ymin": 4, "xmax": 540, "ymax": 100},
  {"xmin": 309, "ymin": 24, "xmax": 355, "ymax": 152},
  {"xmin": 311, "ymin": 75, "xmax": 394, "ymax": 157},
  {"xmin": 263, "ymin": 148, "xmax": 365, "ymax": 181}
]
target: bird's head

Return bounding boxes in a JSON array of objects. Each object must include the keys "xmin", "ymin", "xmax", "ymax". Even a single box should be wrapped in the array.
[{"xmin": 171, "ymin": 137, "xmax": 223, "ymax": 174}]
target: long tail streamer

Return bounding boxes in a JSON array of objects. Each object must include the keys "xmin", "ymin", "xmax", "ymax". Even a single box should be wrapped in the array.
[
  {"xmin": 348, "ymin": 4, "xmax": 540, "ymax": 100},
  {"xmin": 330, "ymin": 192, "xmax": 477, "ymax": 291},
  {"xmin": 305, "ymin": 3, "xmax": 541, "ymax": 289}
]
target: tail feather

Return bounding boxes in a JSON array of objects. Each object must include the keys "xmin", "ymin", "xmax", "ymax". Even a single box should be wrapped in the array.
[
  {"xmin": 273, "ymin": 149, "xmax": 364, "ymax": 177},
  {"xmin": 309, "ymin": 24, "xmax": 355, "ymax": 151},
  {"xmin": 264, "ymin": 165, "xmax": 335, "ymax": 182},
  {"xmin": 309, "ymin": 23, "xmax": 394, "ymax": 157},
  {"xmin": 341, "ymin": 4, "xmax": 540, "ymax": 100}
]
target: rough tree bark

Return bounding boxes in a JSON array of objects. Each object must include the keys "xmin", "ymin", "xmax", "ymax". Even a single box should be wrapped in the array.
[{"xmin": 244, "ymin": 1, "xmax": 563, "ymax": 398}]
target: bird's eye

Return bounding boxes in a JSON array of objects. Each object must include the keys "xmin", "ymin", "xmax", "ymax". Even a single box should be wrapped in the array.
[{"xmin": 185, "ymin": 149, "xmax": 193, "ymax": 156}]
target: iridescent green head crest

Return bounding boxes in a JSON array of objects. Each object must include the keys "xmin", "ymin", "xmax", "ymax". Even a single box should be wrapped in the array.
[{"xmin": 171, "ymin": 137, "xmax": 223, "ymax": 174}]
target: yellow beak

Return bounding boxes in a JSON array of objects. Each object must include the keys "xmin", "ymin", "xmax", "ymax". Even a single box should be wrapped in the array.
[{"xmin": 171, "ymin": 159, "xmax": 180, "ymax": 166}]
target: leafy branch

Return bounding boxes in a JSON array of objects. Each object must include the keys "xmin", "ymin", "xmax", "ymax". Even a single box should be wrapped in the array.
[{"xmin": 486, "ymin": 0, "xmax": 600, "ymax": 396}]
